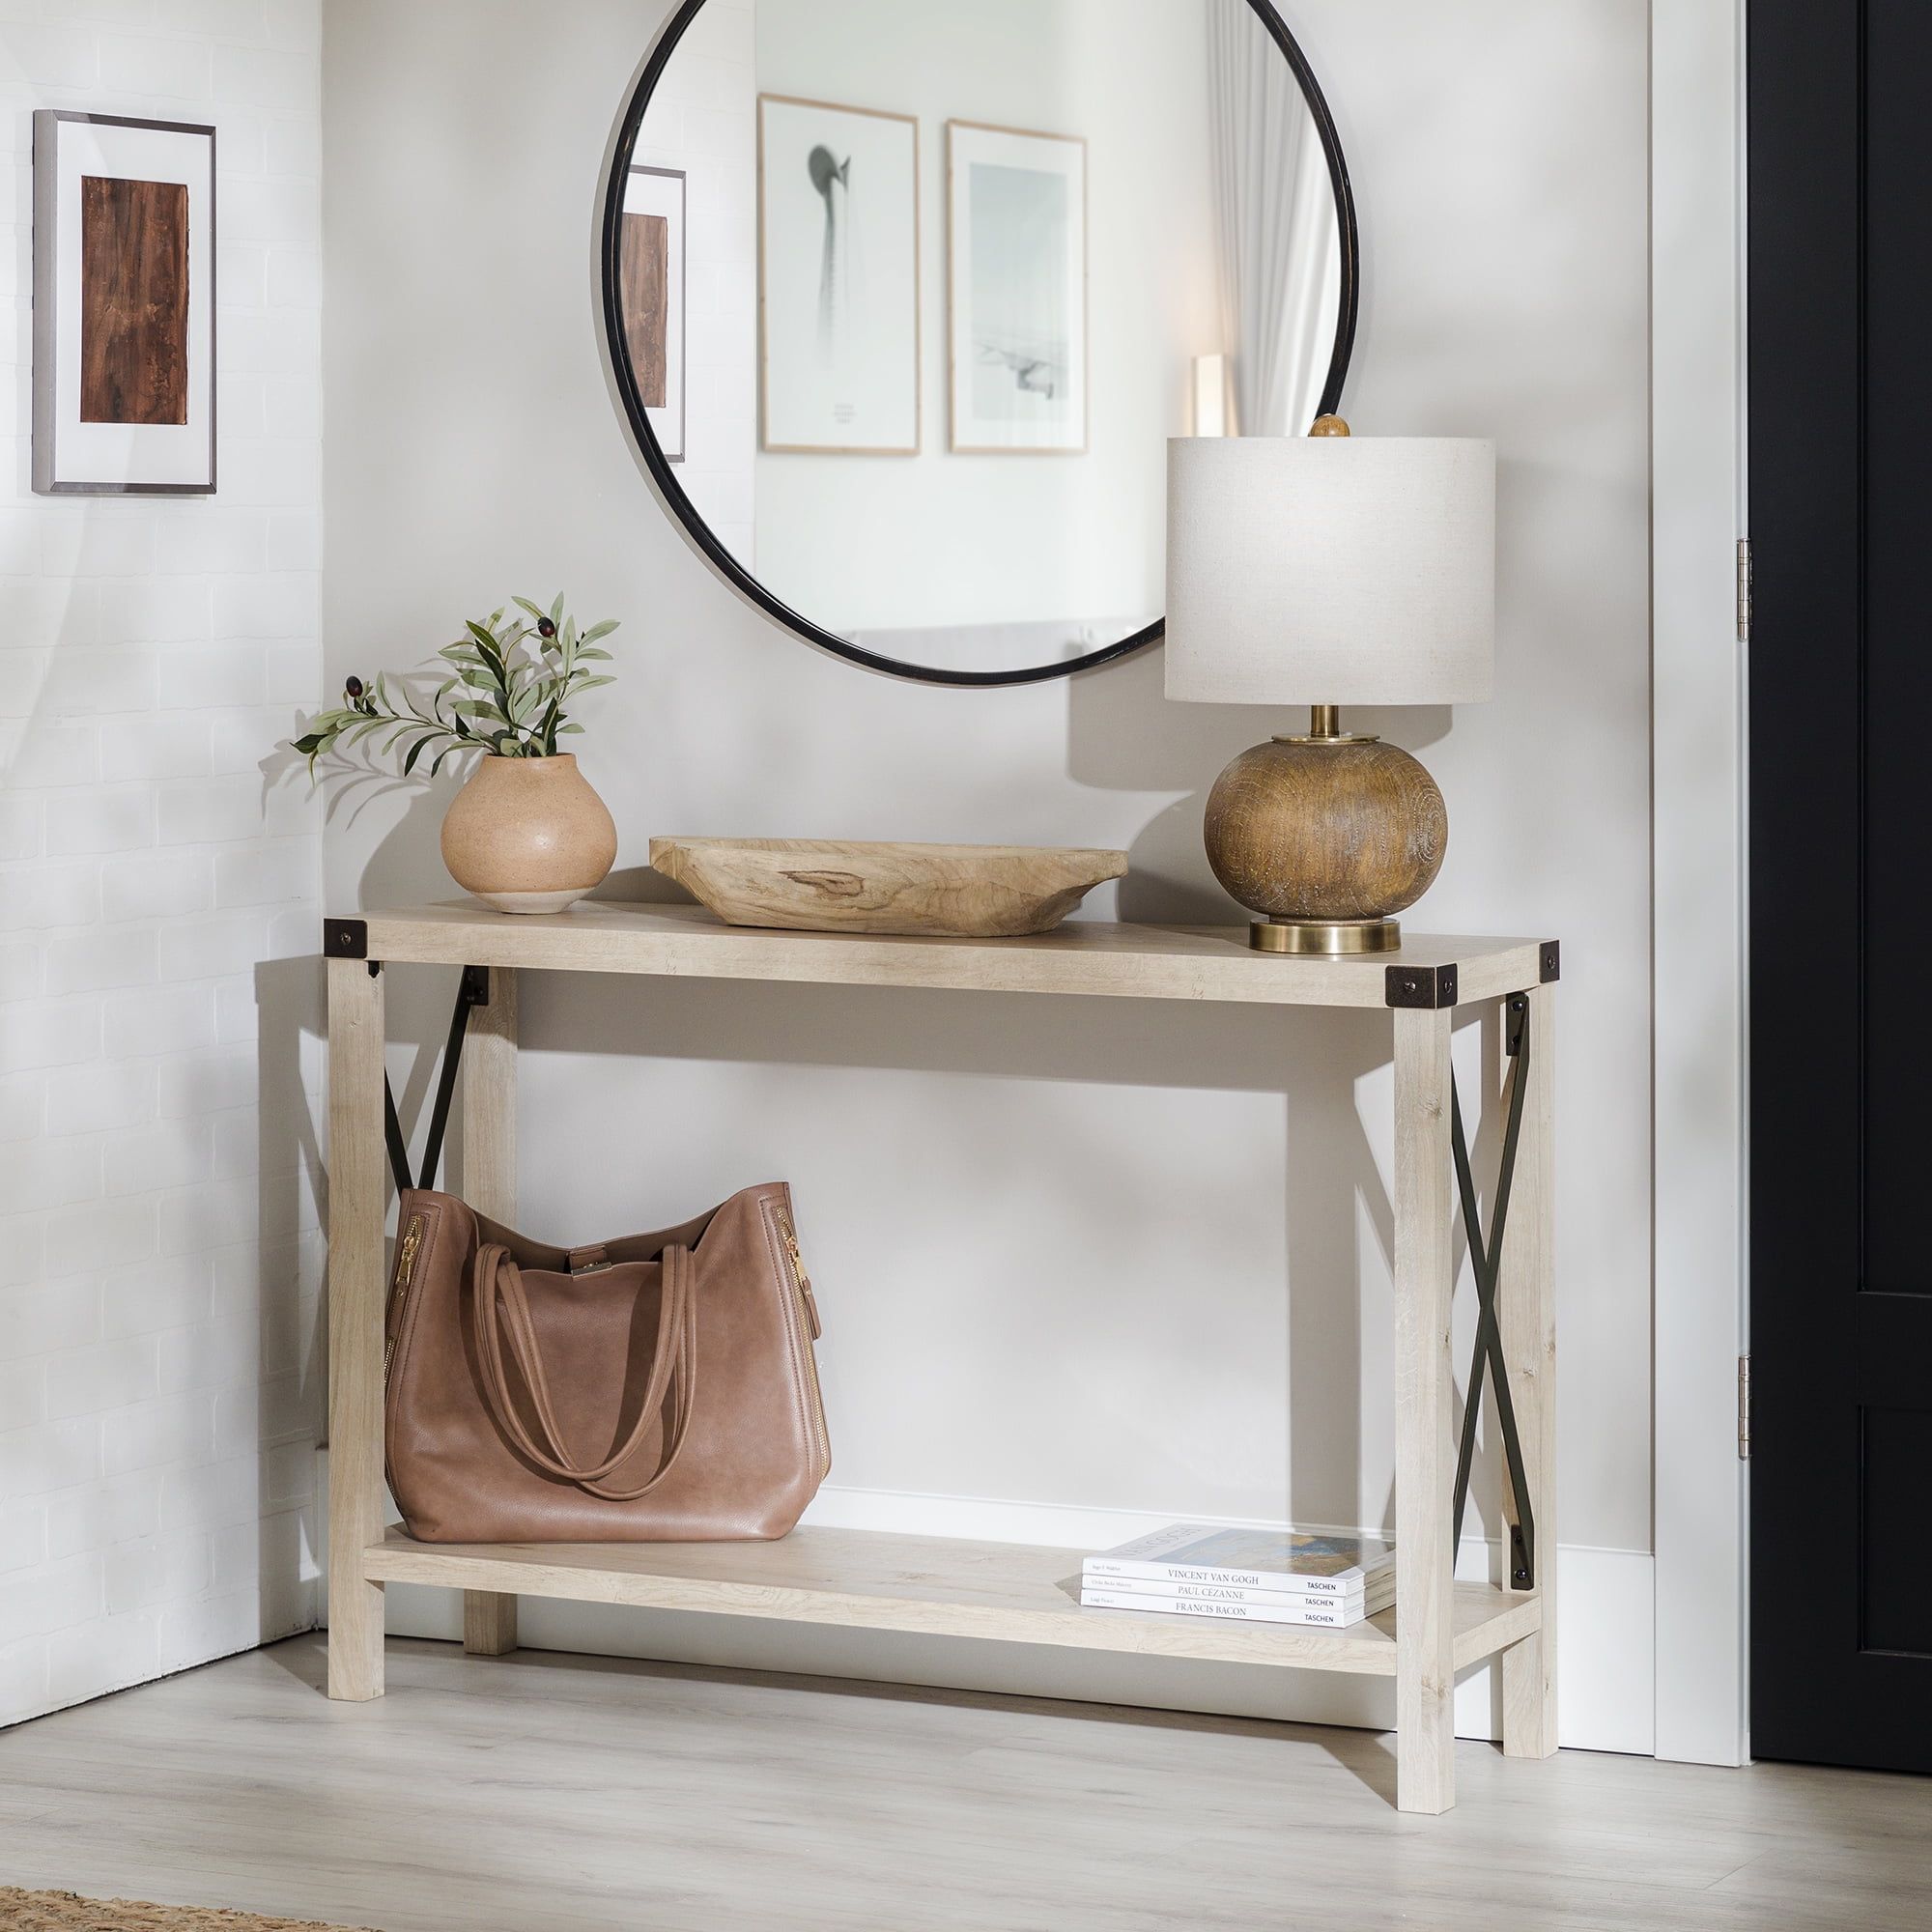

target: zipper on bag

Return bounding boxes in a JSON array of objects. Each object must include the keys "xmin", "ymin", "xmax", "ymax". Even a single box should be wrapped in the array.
[
  {"xmin": 766, "ymin": 1196, "xmax": 831, "ymax": 1475},
  {"xmin": 778, "ymin": 1208, "xmax": 822, "ymax": 1339},
  {"xmin": 384, "ymin": 1211, "xmax": 423, "ymax": 1379}
]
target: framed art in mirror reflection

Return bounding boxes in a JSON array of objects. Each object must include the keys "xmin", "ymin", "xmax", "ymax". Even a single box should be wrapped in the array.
[
  {"xmin": 946, "ymin": 119, "xmax": 1089, "ymax": 456},
  {"xmin": 758, "ymin": 94, "xmax": 922, "ymax": 456},
  {"xmin": 621, "ymin": 165, "xmax": 686, "ymax": 463}
]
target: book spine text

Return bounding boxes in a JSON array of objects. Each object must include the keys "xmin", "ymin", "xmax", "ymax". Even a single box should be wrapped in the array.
[{"xmin": 1080, "ymin": 1588, "xmax": 1373, "ymax": 1629}]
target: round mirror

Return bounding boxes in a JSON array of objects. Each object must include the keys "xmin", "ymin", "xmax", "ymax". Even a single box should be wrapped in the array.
[{"xmin": 602, "ymin": 0, "xmax": 1358, "ymax": 687}]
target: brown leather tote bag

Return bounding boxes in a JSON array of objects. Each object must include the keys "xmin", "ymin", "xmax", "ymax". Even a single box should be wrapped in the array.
[{"xmin": 384, "ymin": 1180, "xmax": 830, "ymax": 1543}]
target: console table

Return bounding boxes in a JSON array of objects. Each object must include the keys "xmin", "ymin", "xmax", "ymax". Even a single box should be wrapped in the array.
[{"xmin": 323, "ymin": 900, "xmax": 1558, "ymax": 1815}]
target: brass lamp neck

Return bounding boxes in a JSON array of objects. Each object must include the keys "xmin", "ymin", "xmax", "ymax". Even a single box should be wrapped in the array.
[{"xmin": 1275, "ymin": 704, "xmax": 1378, "ymax": 750}]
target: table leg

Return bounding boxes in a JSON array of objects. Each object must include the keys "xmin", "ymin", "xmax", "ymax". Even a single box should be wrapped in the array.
[
  {"xmin": 1500, "ymin": 982, "xmax": 1558, "ymax": 1756},
  {"xmin": 1394, "ymin": 1005, "xmax": 1457, "ymax": 1813},
  {"xmin": 327, "ymin": 957, "xmax": 387, "ymax": 1700},
  {"xmin": 460, "ymin": 965, "xmax": 520, "ymax": 1658}
]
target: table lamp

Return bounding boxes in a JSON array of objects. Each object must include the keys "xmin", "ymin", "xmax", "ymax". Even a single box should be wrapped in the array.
[{"xmin": 1165, "ymin": 421, "xmax": 1495, "ymax": 954}]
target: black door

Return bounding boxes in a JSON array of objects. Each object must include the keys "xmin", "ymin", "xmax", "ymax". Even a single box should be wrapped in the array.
[{"xmin": 1750, "ymin": 0, "xmax": 1932, "ymax": 1775}]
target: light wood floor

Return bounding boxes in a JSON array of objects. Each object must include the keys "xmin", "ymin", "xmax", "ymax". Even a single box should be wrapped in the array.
[{"xmin": 0, "ymin": 1637, "xmax": 1926, "ymax": 1932}]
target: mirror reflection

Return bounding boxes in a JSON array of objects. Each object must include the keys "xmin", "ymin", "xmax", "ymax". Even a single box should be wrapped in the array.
[{"xmin": 613, "ymin": 0, "xmax": 1351, "ymax": 681}]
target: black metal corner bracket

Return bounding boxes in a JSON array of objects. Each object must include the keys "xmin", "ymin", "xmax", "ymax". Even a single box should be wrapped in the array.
[
  {"xmin": 1449, "ymin": 991, "xmax": 1537, "ymax": 1588},
  {"xmin": 383, "ymin": 965, "xmax": 490, "ymax": 1197},
  {"xmin": 1540, "ymin": 941, "xmax": 1561, "ymax": 983},
  {"xmin": 324, "ymin": 918, "xmax": 369, "ymax": 960},
  {"xmin": 1386, "ymin": 963, "xmax": 1459, "ymax": 1009}
]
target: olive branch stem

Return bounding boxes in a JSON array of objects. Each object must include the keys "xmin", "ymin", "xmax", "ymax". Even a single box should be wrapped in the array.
[{"xmin": 291, "ymin": 594, "xmax": 618, "ymax": 778}]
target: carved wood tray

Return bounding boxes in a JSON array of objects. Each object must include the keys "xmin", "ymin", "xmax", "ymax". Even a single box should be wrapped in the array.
[{"xmin": 648, "ymin": 837, "xmax": 1128, "ymax": 938}]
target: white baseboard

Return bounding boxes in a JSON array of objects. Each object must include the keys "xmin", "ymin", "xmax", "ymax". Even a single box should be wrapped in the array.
[{"xmin": 341, "ymin": 1468, "xmax": 1656, "ymax": 1754}]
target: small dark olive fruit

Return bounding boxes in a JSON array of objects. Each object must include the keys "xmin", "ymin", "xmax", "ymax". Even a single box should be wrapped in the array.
[
  {"xmin": 537, "ymin": 618, "xmax": 556, "ymax": 639},
  {"xmin": 344, "ymin": 675, "xmax": 364, "ymax": 699}
]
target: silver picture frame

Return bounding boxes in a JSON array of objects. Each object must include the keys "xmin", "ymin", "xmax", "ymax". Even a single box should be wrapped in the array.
[{"xmin": 33, "ymin": 108, "xmax": 218, "ymax": 497}]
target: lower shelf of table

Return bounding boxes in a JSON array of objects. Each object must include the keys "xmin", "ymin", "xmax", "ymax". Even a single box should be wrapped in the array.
[{"xmin": 364, "ymin": 1524, "xmax": 1540, "ymax": 1677}]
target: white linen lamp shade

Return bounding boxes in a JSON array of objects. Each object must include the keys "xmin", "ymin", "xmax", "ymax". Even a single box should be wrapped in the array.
[
  {"xmin": 1162, "ymin": 431, "xmax": 1497, "ymax": 954},
  {"xmin": 1165, "ymin": 436, "xmax": 1495, "ymax": 706}
]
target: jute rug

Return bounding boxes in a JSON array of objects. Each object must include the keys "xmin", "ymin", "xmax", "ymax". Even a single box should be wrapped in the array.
[{"xmin": 0, "ymin": 1891, "xmax": 380, "ymax": 1931}]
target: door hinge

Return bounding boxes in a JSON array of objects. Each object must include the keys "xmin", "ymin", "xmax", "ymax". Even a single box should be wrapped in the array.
[
  {"xmin": 1738, "ymin": 1354, "xmax": 1751, "ymax": 1460},
  {"xmin": 1737, "ymin": 538, "xmax": 1752, "ymax": 644}
]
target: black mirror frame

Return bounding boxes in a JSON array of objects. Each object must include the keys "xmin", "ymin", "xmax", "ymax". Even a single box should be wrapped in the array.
[{"xmin": 600, "ymin": 0, "xmax": 1360, "ymax": 689}]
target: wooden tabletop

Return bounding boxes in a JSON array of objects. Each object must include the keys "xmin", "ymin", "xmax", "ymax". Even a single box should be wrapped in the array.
[{"xmin": 327, "ymin": 900, "xmax": 1555, "ymax": 1011}]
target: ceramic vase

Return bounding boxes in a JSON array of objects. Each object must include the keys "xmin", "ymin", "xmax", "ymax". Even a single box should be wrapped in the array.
[{"xmin": 440, "ymin": 753, "xmax": 617, "ymax": 915}]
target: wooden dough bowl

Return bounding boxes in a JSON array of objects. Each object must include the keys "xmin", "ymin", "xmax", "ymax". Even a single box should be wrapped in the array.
[{"xmin": 649, "ymin": 838, "xmax": 1129, "ymax": 938}]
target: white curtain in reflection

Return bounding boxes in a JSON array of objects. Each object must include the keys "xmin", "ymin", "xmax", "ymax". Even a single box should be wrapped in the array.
[{"xmin": 1207, "ymin": 0, "xmax": 1343, "ymax": 437}]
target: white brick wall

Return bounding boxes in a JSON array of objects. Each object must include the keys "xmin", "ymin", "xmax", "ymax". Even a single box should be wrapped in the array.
[{"xmin": 0, "ymin": 0, "xmax": 324, "ymax": 1727}]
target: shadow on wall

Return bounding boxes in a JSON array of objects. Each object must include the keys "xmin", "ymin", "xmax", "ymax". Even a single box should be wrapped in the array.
[
  {"xmin": 517, "ymin": 966, "xmax": 1404, "ymax": 1531},
  {"xmin": 310, "ymin": 771, "xmax": 482, "ymax": 1179}
]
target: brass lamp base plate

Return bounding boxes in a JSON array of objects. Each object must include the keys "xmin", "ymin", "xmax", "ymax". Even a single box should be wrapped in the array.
[{"xmin": 1252, "ymin": 919, "xmax": 1402, "ymax": 956}]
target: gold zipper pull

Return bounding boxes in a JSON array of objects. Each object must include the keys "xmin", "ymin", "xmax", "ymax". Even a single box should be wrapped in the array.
[
  {"xmin": 777, "ymin": 1208, "xmax": 822, "ymax": 1337},
  {"xmin": 384, "ymin": 1214, "xmax": 423, "ymax": 1381},
  {"xmin": 777, "ymin": 1208, "xmax": 809, "ymax": 1289},
  {"xmin": 391, "ymin": 1215, "xmax": 422, "ymax": 1305},
  {"xmin": 783, "ymin": 1229, "xmax": 810, "ymax": 1296}
]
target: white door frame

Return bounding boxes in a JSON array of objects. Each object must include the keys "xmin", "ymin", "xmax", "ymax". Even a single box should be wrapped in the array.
[{"xmin": 1651, "ymin": 0, "xmax": 1749, "ymax": 1767}]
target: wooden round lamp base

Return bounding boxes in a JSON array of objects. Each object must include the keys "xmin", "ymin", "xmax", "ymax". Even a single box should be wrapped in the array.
[{"xmin": 1203, "ymin": 734, "xmax": 1447, "ymax": 956}]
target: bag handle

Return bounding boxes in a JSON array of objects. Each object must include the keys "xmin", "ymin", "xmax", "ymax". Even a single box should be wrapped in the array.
[{"xmin": 472, "ymin": 1243, "xmax": 696, "ymax": 1501}]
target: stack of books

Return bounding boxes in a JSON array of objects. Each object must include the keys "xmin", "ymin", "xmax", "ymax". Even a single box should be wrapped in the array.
[{"xmin": 1080, "ymin": 1524, "xmax": 1396, "ymax": 1629}]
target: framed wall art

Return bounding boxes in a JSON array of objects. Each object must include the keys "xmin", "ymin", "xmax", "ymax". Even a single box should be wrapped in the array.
[
  {"xmin": 619, "ymin": 164, "xmax": 687, "ymax": 464},
  {"xmin": 33, "ymin": 110, "xmax": 217, "ymax": 496},
  {"xmin": 946, "ymin": 121, "xmax": 1087, "ymax": 455},
  {"xmin": 758, "ymin": 94, "xmax": 920, "ymax": 456}
]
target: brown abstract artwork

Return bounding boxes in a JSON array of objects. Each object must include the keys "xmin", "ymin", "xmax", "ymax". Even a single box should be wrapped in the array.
[
  {"xmin": 79, "ymin": 174, "xmax": 189, "ymax": 426},
  {"xmin": 620, "ymin": 211, "xmax": 669, "ymax": 409}
]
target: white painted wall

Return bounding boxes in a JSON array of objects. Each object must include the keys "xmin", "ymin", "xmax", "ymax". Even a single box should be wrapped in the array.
[
  {"xmin": 322, "ymin": 0, "xmax": 1653, "ymax": 1750},
  {"xmin": 0, "ymin": 0, "xmax": 325, "ymax": 1728},
  {"xmin": 746, "ymin": 0, "xmax": 1217, "ymax": 648}
]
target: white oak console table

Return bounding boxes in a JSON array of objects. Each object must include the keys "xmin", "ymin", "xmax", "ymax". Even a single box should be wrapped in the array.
[{"xmin": 324, "ymin": 900, "xmax": 1558, "ymax": 1815}]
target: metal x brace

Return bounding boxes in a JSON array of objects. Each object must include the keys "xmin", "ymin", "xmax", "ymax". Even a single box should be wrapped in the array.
[
  {"xmin": 1449, "ymin": 991, "xmax": 1536, "ymax": 1590},
  {"xmin": 380, "ymin": 963, "xmax": 490, "ymax": 1197}
]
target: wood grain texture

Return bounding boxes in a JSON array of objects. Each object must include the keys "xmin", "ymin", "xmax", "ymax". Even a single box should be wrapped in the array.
[
  {"xmin": 363, "ymin": 1526, "xmax": 1538, "ymax": 1677},
  {"xmin": 1204, "ymin": 737, "xmax": 1447, "ymax": 922},
  {"xmin": 619, "ymin": 211, "xmax": 668, "ymax": 408},
  {"xmin": 458, "ymin": 964, "xmax": 517, "ymax": 1222},
  {"xmin": 650, "ymin": 838, "xmax": 1128, "ymax": 938},
  {"xmin": 353, "ymin": 900, "xmax": 1549, "ymax": 1011},
  {"xmin": 1394, "ymin": 1005, "xmax": 1458, "ymax": 1813},
  {"xmin": 1500, "ymin": 982, "xmax": 1558, "ymax": 1755},
  {"xmin": 0, "ymin": 1888, "xmax": 378, "ymax": 1931},
  {"xmin": 79, "ymin": 174, "xmax": 189, "ymax": 426},
  {"xmin": 463, "ymin": 1590, "xmax": 518, "ymax": 1659},
  {"xmin": 458, "ymin": 965, "xmax": 519, "ymax": 1660},
  {"xmin": 7, "ymin": 1637, "xmax": 1929, "ymax": 1932},
  {"xmin": 325, "ymin": 959, "xmax": 386, "ymax": 1701}
]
